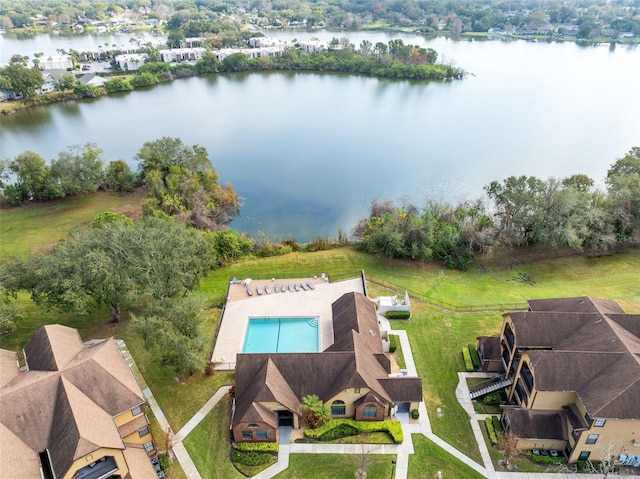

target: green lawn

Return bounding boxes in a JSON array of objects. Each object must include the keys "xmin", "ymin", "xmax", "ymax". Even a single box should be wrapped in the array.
[
  {"xmin": 409, "ymin": 435, "xmax": 485, "ymax": 479},
  {"xmin": 274, "ymin": 453, "xmax": 396, "ymax": 479},
  {"xmin": 182, "ymin": 395, "xmax": 244, "ymax": 479},
  {"xmin": 0, "ymin": 190, "xmax": 144, "ymax": 257}
]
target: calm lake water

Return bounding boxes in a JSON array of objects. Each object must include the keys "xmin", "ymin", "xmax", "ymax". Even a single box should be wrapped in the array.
[{"xmin": 1, "ymin": 33, "xmax": 639, "ymax": 240}]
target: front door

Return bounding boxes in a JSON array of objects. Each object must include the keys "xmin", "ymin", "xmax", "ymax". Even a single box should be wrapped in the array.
[{"xmin": 277, "ymin": 410, "xmax": 294, "ymax": 427}]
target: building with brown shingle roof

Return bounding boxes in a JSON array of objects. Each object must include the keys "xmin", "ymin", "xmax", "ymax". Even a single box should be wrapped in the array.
[
  {"xmin": 479, "ymin": 297, "xmax": 640, "ymax": 464},
  {"xmin": 0, "ymin": 324, "xmax": 158, "ymax": 479},
  {"xmin": 232, "ymin": 292, "xmax": 422, "ymax": 442}
]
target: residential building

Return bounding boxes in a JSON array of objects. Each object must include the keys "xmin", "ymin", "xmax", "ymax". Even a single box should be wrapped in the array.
[
  {"xmin": 478, "ymin": 297, "xmax": 640, "ymax": 464},
  {"xmin": 115, "ymin": 53, "xmax": 147, "ymax": 71},
  {"xmin": 159, "ymin": 47, "xmax": 206, "ymax": 63},
  {"xmin": 78, "ymin": 73, "xmax": 107, "ymax": 88},
  {"xmin": 0, "ymin": 325, "xmax": 157, "ymax": 479},
  {"xmin": 40, "ymin": 55, "xmax": 74, "ymax": 70},
  {"xmin": 232, "ymin": 291, "xmax": 422, "ymax": 442}
]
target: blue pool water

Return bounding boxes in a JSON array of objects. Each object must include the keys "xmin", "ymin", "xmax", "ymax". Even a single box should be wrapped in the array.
[{"xmin": 243, "ymin": 317, "xmax": 319, "ymax": 353}]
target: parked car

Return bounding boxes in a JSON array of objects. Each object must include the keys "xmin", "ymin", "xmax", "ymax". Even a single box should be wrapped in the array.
[{"xmin": 81, "ymin": 64, "xmax": 91, "ymax": 71}]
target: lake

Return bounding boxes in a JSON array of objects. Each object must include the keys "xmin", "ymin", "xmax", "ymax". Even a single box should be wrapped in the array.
[{"xmin": 1, "ymin": 33, "xmax": 639, "ymax": 241}]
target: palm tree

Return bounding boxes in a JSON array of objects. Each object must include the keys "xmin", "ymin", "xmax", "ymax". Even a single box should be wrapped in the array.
[{"xmin": 301, "ymin": 394, "xmax": 330, "ymax": 428}]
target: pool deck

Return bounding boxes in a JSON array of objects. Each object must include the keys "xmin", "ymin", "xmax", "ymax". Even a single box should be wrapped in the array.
[{"xmin": 211, "ymin": 277, "xmax": 366, "ymax": 370}]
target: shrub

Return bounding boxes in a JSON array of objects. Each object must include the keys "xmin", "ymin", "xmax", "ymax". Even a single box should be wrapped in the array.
[
  {"xmin": 104, "ymin": 78, "xmax": 132, "ymax": 93},
  {"xmin": 462, "ymin": 347, "xmax": 474, "ymax": 371},
  {"xmin": 483, "ymin": 392, "xmax": 502, "ymax": 405},
  {"xmin": 389, "ymin": 335, "xmax": 399, "ymax": 353},
  {"xmin": 304, "ymin": 419, "xmax": 403, "ymax": 444},
  {"xmin": 491, "ymin": 415, "xmax": 502, "ymax": 434},
  {"xmin": 468, "ymin": 344, "xmax": 481, "ymax": 369},
  {"xmin": 231, "ymin": 451, "xmax": 275, "ymax": 466},
  {"xmin": 318, "ymin": 424, "xmax": 358, "ymax": 441},
  {"xmin": 411, "ymin": 409, "xmax": 420, "ymax": 419},
  {"xmin": 386, "ymin": 310, "xmax": 411, "ymax": 320},
  {"xmin": 526, "ymin": 451, "xmax": 566, "ymax": 464},
  {"xmin": 235, "ymin": 442, "xmax": 279, "ymax": 453},
  {"xmin": 484, "ymin": 417, "xmax": 498, "ymax": 444}
]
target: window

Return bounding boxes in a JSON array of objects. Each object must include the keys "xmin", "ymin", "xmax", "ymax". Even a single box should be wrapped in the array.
[
  {"xmin": 586, "ymin": 434, "xmax": 598, "ymax": 445},
  {"xmin": 257, "ymin": 430, "xmax": 267, "ymax": 440},
  {"xmin": 354, "ymin": 388, "xmax": 361, "ymax": 394},
  {"xmin": 138, "ymin": 426, "xmax": 150, "ymax": 437},
  {"xmin": 594, "ymin": 418, "xmax": 606, "ymax": 427},
  {"xmin": 579, "ymin": 451, "xmax": 591, "ymax": 461},
  {"xmin": 242, "ymin": 431, "xmax": 253, "ymax": 439},
  {"xmin": 248, "ymin": 424, "xmax": 259, "ymax": 429},
  {"xmin": 132, "ymin": 405, "xmax": 143, "ymax": 416},
  {"xmin": 363, "ymin": 405, "xmax": 377, "ymax": 418},
  {"xmin": 143, "ymin": 441, "xmax": 154, "ymax": 453},
  {"xmin": 331, "ymin": 400, "xmax": 346, "ymax": 416}
]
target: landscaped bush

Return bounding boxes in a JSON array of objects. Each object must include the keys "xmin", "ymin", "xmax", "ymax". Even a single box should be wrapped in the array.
[
  {"xmin": 483, "ymin": 392, "xmax": 502, "ymax": 405},
  {"xmin": 386, "ymin": 310, "xmax": 411, "ymax": 320},
  {"xmin": 304, "ymin": 419, "xmax": 404, "ymax": 444},
  {"xmin": 462, "ymin": 347, "xmax": 474, "ymax": 371},
  {"xmin": 231, "ymin": 450, "xmax": 275, "ymax": 466},
  {"xmin": 526, "ymin": 451, "xmax": 566, "ymax": 464},
  {"xmin": 235, "ymin": 442, "xmax": 279, "ymax": 453},
  {"xmin": 411, "ymin": 409, "xmax": 420, "ymax": 420},
  {"xmin": 491, "ymin": 415, "xmax": 502, "ymax": 434},
  {"xmin": 484, "ymin": 417, "xmax": 498, "ymax": 444},
  {"xmin": 468, "ymin": 344, "xmax": 481, "ymax": 369},
  {"xmin": 317, "ymin": 423, "xmax": 358, "ymax": 441},
  {"xmin": 389, "ymin": 335, "xmax": 399, "ymax": 353}
]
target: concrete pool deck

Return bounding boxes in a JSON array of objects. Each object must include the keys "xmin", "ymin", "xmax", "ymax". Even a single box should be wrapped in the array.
[{"xmin": 211, "ymin": 277, "xmax": 366, "ymax": 370}]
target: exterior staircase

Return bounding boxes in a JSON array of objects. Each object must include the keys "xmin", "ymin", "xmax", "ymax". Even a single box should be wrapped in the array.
[{"xmin": 469, "ymin": 376, "xmax": 513, "ymax": 400}]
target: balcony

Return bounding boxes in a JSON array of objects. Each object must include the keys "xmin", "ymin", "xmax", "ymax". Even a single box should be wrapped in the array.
[{"xmin": 73, "ymin": 456, "xmax": 118, "ymax": 479}]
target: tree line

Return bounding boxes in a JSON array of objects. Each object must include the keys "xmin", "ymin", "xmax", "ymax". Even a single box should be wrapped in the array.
[{"xmin": 353, "ymin": 147, "xmax": 640, "ymax": 269}]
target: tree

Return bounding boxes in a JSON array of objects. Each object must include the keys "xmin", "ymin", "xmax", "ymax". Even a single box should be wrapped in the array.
[
  {"xmin": 55, "ymin": 73, "xmax": 77, "ymax": 91},
  {"xmin": 132, "ymin": 297, "xmax": 207, "ymax": 376},
  {"xmin": 0, "ymin": 60, "xmax": 44, "ymax": 97},
  {"xmin": 136, "ymin": 137, "xmax": 240, "ymax": 230},
  {"xmin": 6, "ymin": 151, "xmax": 49, "ymax": 203},
  {"xmin": 46, "ymin": 143, "xmax": 105, "ymax": 198},
  {"xmin": 0, "ymin": 216, "xmax": 217, "ymax": 322},
  {"xmin": 104, "ymin": 160, "xmax": 135, "ymax": 193},
  {"xmin": 301, "ymin": 394, "xmax": 330, "ymax": 428},
  {"xmin": 605, "ymin": 150, "xmax": 640, "ymax": 240},
  {"xmin": 0, "ymin": 285, "xmax": 24, "ymax": 335}
]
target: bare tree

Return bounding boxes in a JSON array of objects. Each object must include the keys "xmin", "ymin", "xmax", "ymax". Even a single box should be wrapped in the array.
[
  {"xmin": 355, "ymin": 445, "xmax": 380, "ymax": 479},
  {"xmin": 497, "ymin": 432, "xmax": 521, "ymax": 469}
]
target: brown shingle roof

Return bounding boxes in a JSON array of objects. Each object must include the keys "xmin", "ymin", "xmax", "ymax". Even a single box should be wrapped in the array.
[
  {"xmin": 511, "ymin": 298, "xmax": 640, "ymax": 420},
  {"xmin": 505, "ymin": 409, "xmax": 568, "ymax": 440},
  {"xmin": 0, "ymin": 349, "xmax": 20, "ymax": 388},
  {"xmin": 0, "ymin": 325, "xmax": 146, "ymax": 479},
  {"xmin": 24, "ymin": 324, "xmax": 83, "ymax": 371},
  {"xmin": 0, "ymin": 422, "xmax": 41, "ymax": 479},
  {"xmin": 234, "ymin": 292, "xmax": 422, "ymax": 428}
]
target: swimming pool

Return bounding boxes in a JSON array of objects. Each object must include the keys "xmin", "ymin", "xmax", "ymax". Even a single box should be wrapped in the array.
[{"xmin": 243, "ymin": 317, "xmax": 320, "ymax": 353}]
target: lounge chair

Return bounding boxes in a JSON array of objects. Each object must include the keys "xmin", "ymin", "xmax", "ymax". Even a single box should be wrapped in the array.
[
  {"xmin": 247, "ymin": 286, "xmax": 253, "ymax": 296},
  {"xmin": 294, "ymin": 283, "xmax": 300, "ymax": 292},
  {"xmin": 300, "ymin": 282, "xmax": 308, "ymax": 291},
  {"xmin": 265, "ymin": 285, "xmax": 271, "ymax": 294},
  {"xmin": 275, "ymin": 284, "xmax": 280, "ymax": 293},
  {"xmin": 307, "ymin": 282, "xmax": 315, "ymax": 290},
  {"xmin": 288, "ymin": 283, "xmax": 294, "ymax": 292},
  {"xmin": 256, "ymin": 286, "xmax": 263, "ymax": 295}
]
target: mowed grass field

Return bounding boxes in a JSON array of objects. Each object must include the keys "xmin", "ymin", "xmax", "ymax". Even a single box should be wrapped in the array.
[{"xmin": 2, "ymin": 193, "xmax": 639, "ymax": 478}]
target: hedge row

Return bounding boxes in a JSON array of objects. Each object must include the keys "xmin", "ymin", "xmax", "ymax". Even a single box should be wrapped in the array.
[
  {"xmin": 235, "ymin": 442, "xmax": 279, "ymax": 453},
  {"xmin": 525, "ymin": 451, "xmax": 566, "ymax": 464},
  {"xmin": 305, "ymin": 419, "xmax": 404, "ymax": 444},
  {"xmin": 231, "ymin": 450, "xmax": 276, "ymax": 467},
  {"xmin": 389, "ymin": 335, "xmax": 399, "ymax": 353},
  {"xmin": 468, "ymin": 344, "xmax": 481, "ymax": 369},
  {"xmin": 462, "ymin": 347, "xmax": 474, "ymax": 371},
  {"xmin": 491, "ymin": 416, "xmax": 502, "ymax": 435},
  {"xmin": 386, "ymin": 310, "xmax": 411, "ymax": 320},
  {"xmin": 485, "ymin": 417, "xmax": 499, "ymax": 445}
]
